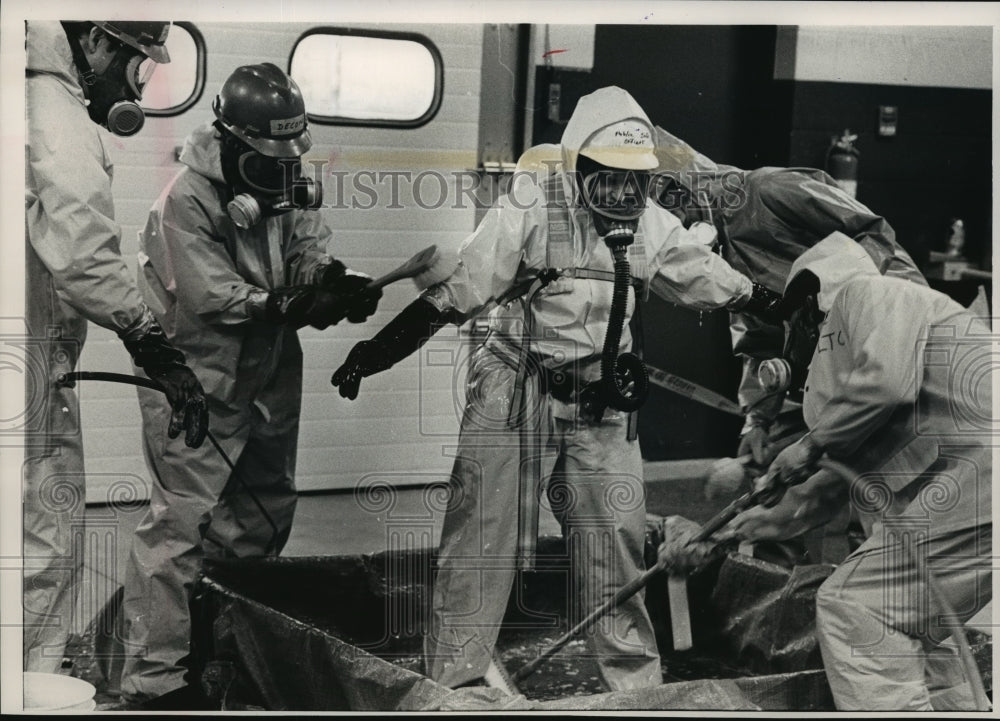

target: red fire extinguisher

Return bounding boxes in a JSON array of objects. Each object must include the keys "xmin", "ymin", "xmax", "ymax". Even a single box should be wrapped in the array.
[{"xmin": 826, "ymin": 129, "xmax": 859, "ymax": 198}]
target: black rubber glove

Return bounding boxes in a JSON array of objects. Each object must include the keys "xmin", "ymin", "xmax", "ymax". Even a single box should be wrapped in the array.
[
  {"xmin": 331, "ymin": 298, "xmax": 450, "ymax": 400},
  {"xmin": 739, "ymin": 282, "xmax": 783, "ymax": 324},
  {"xmin": 308, "ymin": 263, "xmax": 383, "ymax": 329},
  {"xmin": 254, "ymin": 286, "xmax": 317, "ymax": 327},
  {"xmin": 121, "ymin": 324, "xmax": 209, "ymax": 448}
]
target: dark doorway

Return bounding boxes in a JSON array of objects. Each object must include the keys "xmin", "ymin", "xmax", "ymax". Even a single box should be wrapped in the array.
[{"xmin": 591, "ymin": 25, "xmax": 786, "ymax": 461}]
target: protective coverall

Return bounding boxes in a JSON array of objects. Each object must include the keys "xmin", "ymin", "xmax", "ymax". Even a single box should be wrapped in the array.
[
  {"xmin": 652, "ymin": 128, "xmax": 926, "ymax": 430},
  {"xmin": 765, "ymin": 235, "xmax": 991, "ymax": 710},
  {"xmin": 121, "ymin": 122, "xmax": 335, "ymax": 701},
  {"xmin": 418, "ymin": 90, "xmax": 755, "ymax": 690},
  {"xmin": 23, "ymin": 21, "xmax": 164, "ymax": 672},
  {"xmin": 653, "ymin": 129, "xmax": 929, "ymax": 562}
]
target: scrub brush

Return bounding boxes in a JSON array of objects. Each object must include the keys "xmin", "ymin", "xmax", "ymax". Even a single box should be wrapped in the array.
[{"xmin": 368, "ymin": 244, "xmax": 460, "ymax": 291}]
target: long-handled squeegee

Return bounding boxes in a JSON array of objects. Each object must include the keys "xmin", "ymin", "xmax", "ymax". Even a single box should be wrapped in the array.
[
  {"xmin": 512, "ymin": 479, "xmax": 773, "ymax": 683},
  {"xmin": 514, "ymin": 459, "xmax": 991, "ymax": 711}
]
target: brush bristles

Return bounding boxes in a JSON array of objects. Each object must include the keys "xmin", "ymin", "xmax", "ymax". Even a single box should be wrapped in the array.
[
  {"xmin": 412, "ymin": 246, "xmax": 460, "ymax": 290},
  {"xmin": 483, "ymin": 649, "xmax": 520, "ymax": 696}
]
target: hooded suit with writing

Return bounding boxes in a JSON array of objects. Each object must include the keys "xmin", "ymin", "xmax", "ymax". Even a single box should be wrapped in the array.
[{"xmin": 779, "ymin": 235, "xmax": 990, "ymax": 710}]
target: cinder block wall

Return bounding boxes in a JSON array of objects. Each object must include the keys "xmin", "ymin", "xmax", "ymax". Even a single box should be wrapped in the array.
[{"xmin": 80, "ymin": 22, "xmax": 484, "ymax": 503}]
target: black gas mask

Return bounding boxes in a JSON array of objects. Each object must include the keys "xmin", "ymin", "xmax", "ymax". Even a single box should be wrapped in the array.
[
  {"xmin": 758, "ymin": 271, "xmax": 824, "ymax": 403},
  {"xmin": 575, "ymin": 156, "xmax": 653, "ymax": 421},
  {"xmin": 576, "ymin": 156, "xmax": 652, "ymax": 240},
  {"xmin": 64, "ymin": 24, "xmax": 158, "ymax": 137},
  {"xmin": 219, "ymin": 127, "xmax": 323, "ymax": 230}
]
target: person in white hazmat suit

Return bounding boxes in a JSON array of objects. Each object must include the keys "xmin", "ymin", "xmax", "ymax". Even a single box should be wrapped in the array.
[
  {"xmin": 332, "ymin": 86, "xmax": 777, "ymax": 691},
  {"xmin": 24, "ymin": 20, "xmax": 208, "ymax": 674},
  {"xmin": 662, "ymin": 233, "xmax": 992, "ymax": 710},
  {"xmin": 120, "ymin": 63, "xmax": 382, "ymax": 709}
]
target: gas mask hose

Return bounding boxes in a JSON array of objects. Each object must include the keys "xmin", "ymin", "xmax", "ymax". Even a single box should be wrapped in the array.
[
  {"xmin": 581, "ymin": 223, "xmax": 650, "ymax": 420},
  {"xmin": 600, "ymin": 239, "xmax": 649, "ymax": 412}
]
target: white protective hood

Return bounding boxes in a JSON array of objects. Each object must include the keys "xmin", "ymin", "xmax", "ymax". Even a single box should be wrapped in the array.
[
  {"xmin": 26, "ymin": 21, "xmax": 84, "ymax": 101},
  {"xmin": 559, "ymin": 86, "xmax": 658, "ymax": 181},
  {"xmin": 177, "ymin": 121, "xmax": 227, "ymax": 184},
  {"xmin": 784, "ymin": 231, "xmax": 880, "ymax": 312}
]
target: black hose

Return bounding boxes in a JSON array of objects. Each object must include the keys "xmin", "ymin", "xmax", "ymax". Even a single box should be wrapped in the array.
[
  {"xmin": 594, "ymin": 243, "xmax": 649, "ymax": 414},
  {"xmin": 600, "ymin": 244, "xmax": 631, "ymax": 389},
  {"xmin": 56, "ymin": 370, "xmax": 281, "ymax": 554}
]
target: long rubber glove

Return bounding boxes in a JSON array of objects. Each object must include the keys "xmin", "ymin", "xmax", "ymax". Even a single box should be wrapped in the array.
[
  {"xmin": 331, "ymin": 298, "xmax": 451, "ymax": 400},
  {"xmin": 121, "ymin": 323, "xmax": 209, "ymax": 448},
  {"xmin": 247, "ymin": 285, "xmax": 317, "ymax": 327},
  {"xmin": 738, "ymin": 282, "xmax": 784, "ymax": 323}
]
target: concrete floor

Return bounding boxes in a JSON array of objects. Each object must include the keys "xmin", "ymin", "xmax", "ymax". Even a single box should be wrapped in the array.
[
  {"xmin": 75, "ymin": 460, "xmax": 717, "ymax": 629},
  {"xmin": 76, "ymin": 486, "xmax": 452, "ymax": 631}
]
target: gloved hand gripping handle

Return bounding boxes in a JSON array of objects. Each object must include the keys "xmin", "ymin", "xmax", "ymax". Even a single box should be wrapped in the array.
[
  {"xmin": 120, "ymin": 323, "xmax": 209, "ymax": 448},
  {"xmin": 513, "ymin": 458, "xmax": 810, "ymax": 684},
  {"xmin": 310, "ymin": 261, "xmax": 383, "ymax": 328}
]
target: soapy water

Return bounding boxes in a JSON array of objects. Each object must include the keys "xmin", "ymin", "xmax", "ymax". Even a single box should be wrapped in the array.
[{"xmin": 376, "ymin": 631, "xmax": 748, "ymax": 701}]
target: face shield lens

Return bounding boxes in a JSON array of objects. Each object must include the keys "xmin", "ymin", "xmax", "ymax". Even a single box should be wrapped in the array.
[
  {"xmin": 138, "ymin": 57, "xmax": 157, "ymax": 97},
  {"xmin": 238, "ymin": 152, "xmax": 301, "ymax": 194},
  {"xmin": 121, "ymin": 53, "xmax": 156, "ymax": 99},
  {"xmin": 582, "ymin": 170, "xmax": 650, "ymax": 221}
]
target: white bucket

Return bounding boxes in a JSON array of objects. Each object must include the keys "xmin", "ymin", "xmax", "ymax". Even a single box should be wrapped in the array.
[{"xmin": 23, "ymin": 672, "xmax": 96, "ymax": 713}]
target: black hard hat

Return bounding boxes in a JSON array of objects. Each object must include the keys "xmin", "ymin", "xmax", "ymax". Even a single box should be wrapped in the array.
[
  {"xmin": 92, "ymin": 21, "xmax": 171, "ymax": 64},
  {"xmin": 213, "ymin": 63, "xmax": 312, "ymax": 158}
]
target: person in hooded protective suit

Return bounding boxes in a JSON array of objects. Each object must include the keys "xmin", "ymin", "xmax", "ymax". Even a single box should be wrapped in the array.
[
  {"xmin": 24, "ymin": 20, "xmax": 207, "ymax": 674},
  {"xmin": 120, "ymin": 63, "xmax": 382, "ymax": 707},
  {"xmin": 667, "ymin": 233, "xmax": 991, "ymax": 710},
  {"xmin": 331, "ymin": 86, "xmax": 769, "ymax": 691},
  {"xmin": 653, "ymin": 129, "xmax": 930, "ymax": 563},
  {"xmin": 651, "ymin": 128, "xmax": 926, "ymax": 469}
]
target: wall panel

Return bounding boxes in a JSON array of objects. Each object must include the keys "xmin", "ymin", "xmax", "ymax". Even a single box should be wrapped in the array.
[{"xmin": 80, "ymin": 22, "xmax": 484, "ymax": 502}]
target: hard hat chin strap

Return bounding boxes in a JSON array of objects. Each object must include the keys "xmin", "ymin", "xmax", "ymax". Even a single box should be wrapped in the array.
[
  {"xmin": 62, "ymin": 23, "xmax": 147, "ymax": 136},
  {"xmin": 62, "ymin": 21, "xmax": 98, "ymax": 87}
]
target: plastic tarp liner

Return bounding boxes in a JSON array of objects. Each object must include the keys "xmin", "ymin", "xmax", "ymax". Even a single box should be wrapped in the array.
[
  {"xmin": 201, "ymin": 578, "xmax": 531, "ymax": 711},
  {"xmin": 710, "ymin": 554, "xmax": 834, "ymax": 674},
  {"xmin": 199, "ymin": 576, "xmax": 841, "ymax": 711},
  {"xmin": 187, "ymin": 523, "xmax": 847, "ymax": 712}
]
